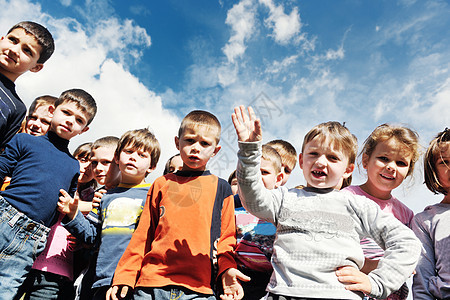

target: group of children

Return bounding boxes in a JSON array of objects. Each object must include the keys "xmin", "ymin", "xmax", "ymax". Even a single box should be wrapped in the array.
[{"xmin": 0, "ymin": 20, "xmax": 448, "ymax": 300}]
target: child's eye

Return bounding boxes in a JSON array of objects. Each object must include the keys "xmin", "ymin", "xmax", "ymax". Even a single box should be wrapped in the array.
[
  {"xmin": 377, "ymin": 156, "xmax": 388, "ymax": 162},
  {"xmin": 397, "ymin": 161, "xmax": 408, "ymax": 167},
  {"xmin": 91, "ymin": 161, "xmax": 98, "ymax": 168},
  {"xmin": 23, "ymin": 47, "xmax": 33, "ymax": 56},
  {"xmin": 201, "ymin": 141, "xmax": 210, "ymax": 147},
  {"xmin": 8, "ymin": 36, "xmax": 17, "ymax": 43},
  {"xmin": 261, "ymin": 170, "xmax": 270, "ymax": 175},
  {"xmin": 328, "ymin": 155, "xmax": 339, "ymax": 161}
]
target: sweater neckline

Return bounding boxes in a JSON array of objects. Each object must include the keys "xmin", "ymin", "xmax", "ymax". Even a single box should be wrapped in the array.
[{"xmin": 46, "ymin": 131, "xmax": 70, "ymax": 150}]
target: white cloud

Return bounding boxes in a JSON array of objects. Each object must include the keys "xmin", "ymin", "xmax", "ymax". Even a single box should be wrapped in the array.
[
  {"xmin": 2, "ymin": 0, "xmax": 179, "ymax": 178},
  {"xmin": 259, "ymin": 0, "xmax": 301, "ymax": 44},
  {"xmin": 265, "ymin": 54, "xmax": 298, "ymax": 74},
  {"xmin": 59, "ymin": 0, "xmax": 71, "ymax": 6},
  {"xmin": 222, "ymin": 0, "xmax": 257, "ymax": 63}
]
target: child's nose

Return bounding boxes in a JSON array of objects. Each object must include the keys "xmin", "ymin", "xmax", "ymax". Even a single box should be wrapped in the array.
[{"xmin": 315, "ymin": 155, "xmax": 327, "ymax": 166}]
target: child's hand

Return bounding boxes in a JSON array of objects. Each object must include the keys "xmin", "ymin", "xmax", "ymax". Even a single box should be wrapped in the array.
[
  {"xmin": 57, "ymin": 189, "xmax": 79, "ymax": 220},
  {"xmin": 336, "ymin": 266, "xmax": 372, "ymax": 295},
  {"xmin": 106, "ymin": 285, "xmax": 131, "ymax": 300},
  {"xmin": 220, "ymin": 267, "xmax": 251, "ymax": 300},
  {"xmin": 232, "ymin": 106, "xmax": 262, "ymax": 143},
  {"xmin": 92, "ymin": 188, "xmax": 106, "ymax": 208}
]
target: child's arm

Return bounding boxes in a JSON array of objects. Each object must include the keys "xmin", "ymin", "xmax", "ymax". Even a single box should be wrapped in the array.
[
  {"xmin": 348, "ymin": 196, "xmax": 421, "ymax": 299},
  {"xmin": 231, "ymin": 106, "xmax": 283, "ymax": 223},
  {"xmin": 411, "ymin": 215, "xmax": 435, "ymax": 300}
]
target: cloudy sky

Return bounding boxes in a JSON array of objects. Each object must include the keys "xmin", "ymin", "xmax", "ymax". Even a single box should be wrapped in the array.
[{"xmin": 1, "ymin": 0, "xmax": 449, "ymax": 215}]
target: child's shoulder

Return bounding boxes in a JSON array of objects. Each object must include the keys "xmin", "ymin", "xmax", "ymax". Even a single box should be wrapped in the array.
[{"xmin": 415, "ymin": 203, "xmax": 450, "ymax": 220}]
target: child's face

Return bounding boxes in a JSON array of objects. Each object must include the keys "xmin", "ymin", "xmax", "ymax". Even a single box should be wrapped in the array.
[
  {"xmin": 261, "ymin": 158, "xmax": 282, "ymax": 190},
  {"xmin": 49, "ymin": 101, "xmax": 89, "ymax": 140},
  {"xmin": 300, "ymin": 137, "xmax": 353, "ymax": 189},
  {"xmin": 168, "ymin": 155, "xmax": 183, "ymax": 173},
  {"xmin": 175, "ymin": 125, "xmax": 221, "ymax": 171},
  {"xmin": 362, "ymin": 138, "xmax": 412, "ymax": 199},
  {"xmin": 77, "ymin": 155, "xmax": 93, "ymax": 184},
  {"xmin": 90, "ymin": 146, "xmax": 116, "ymax": 185},
  {"xmin": 230, "ymin": 177, "xmax": 238, "ymax": 195},
  {"xmin": 0, "ymin": 28, "xmax": 43, "ymax": 81},
  {"xmin": 115, "ymin": 145, "xmax": 153, "ymax": 185},
  {"xmin": 436, "ymin": 143, "xmax": 450, "ymax": 191},
  {"xmin": 25, "ymin": 105, "xmax": 52, "ymax": 136}
]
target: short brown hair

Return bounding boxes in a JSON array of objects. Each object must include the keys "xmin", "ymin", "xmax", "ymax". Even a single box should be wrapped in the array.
[
  {"xmin": 262, "ymin": 144, "xmax": 282, "ymax": 173},
  {"xmin": 361, "ymin": 124, "xmax": 420, "ymax": 178},
  {"xmin": 73, "ymin": 142, "xmax": 93, "ymax": 160},
  {"xmin": 8, "ymin": 21, "xmax": 54, "ymax": 64},
  {"xmin": 92, "ymin": 136, "xmax": 119, "ymax": 152},
  {"xmin": 267, "ymin": 139, "xmax": 297, "ymax": 170},
  {"xmin": 178, "ymin": 110, "xmax": 221, "ymax": 143},
  {"xmin": 28, "ymin": 95, "xmax": 57, "ymax": 116},
  {"xmin": 115, "ymin": 128, "xmax": 161, "ymax": 170},
  {"xmin": 55, "ymin": 89, "xmax": 97, "ymax": 125},
  {"xmin": 424, "ymin": 129, "xmax": 450, "ymax": 195},
  {"xmin": 302, "ymin": 122, "xmax": 358, "ymax": 189}
]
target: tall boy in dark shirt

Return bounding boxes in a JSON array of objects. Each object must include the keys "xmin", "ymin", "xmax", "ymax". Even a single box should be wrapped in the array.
[
  {"xmin": 0, "ymin": 21, "xmax": 54, "ymax": 149},
  {"xmin": 0, "ymin": 88, "xmax": 96, "ymax": 297}
]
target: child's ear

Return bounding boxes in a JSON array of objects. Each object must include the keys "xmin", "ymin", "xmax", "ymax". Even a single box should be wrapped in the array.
[
  {"xmin": 343, "ymin": 163, "xmax": 355, "ymax": 179},
  {"xmin": 362, "ymin": 153, "xmax": 369, "ymax": 169},
  {"xmin": 29, "ymin": 63, "xmax": 43, "ymax": 73},
  {"xmin": 275, "ymin": 171, "xmax": 284, "ymax": 188},
  {"xmin": 48, "ymin": 105, "xmax": 55, "ymax": 116},
  {"xmin": 174, "ymin": 136, "xmax": 180, "ymax": 150},
  {"xmin": 299, "ymin": 153, "xmax": 304, "ymax": 169},
  {"xmin": 211, "ymin": 145, "xmax": 221, "ymax": 157},
  {"xmin": 114, "ymin": 153, "xmax": 120, "ymax": 165}
]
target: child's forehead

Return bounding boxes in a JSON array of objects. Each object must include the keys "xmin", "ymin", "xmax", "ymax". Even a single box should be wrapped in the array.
[
  {"xmin": 7, "ymin": 28, "xmax": 41, "ymax": 48},
  {"xmin": 91, "ymin": 145, "xmax": 116, "ymax": 156},
  {"xmin": 182, "ymin": 124, "xmax": 219, "ymax": 140}
]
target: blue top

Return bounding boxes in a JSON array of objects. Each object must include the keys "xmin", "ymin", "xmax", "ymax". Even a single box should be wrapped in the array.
[
  {"xmin": 0, "ymin": 131, "xmax": 79, "ymax": 227},
  {"xmin": 0, "ymin": 72, "xmax": 26, "ymax": 150},
  {"xmin": 63, "ymin": 183, "xmax": 151, "ymax": 289}
]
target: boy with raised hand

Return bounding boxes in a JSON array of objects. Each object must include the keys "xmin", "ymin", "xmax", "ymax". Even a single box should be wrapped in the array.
[
  {"xmin": 0, "ymin": 21, "xmax": 54, "ymax": 149},
  {"xmin": 58, "ymin": 128, "xmax": 161, "ymax": 300},
  {"xmin": 232, "ymin": 105, "xmax": 420, "ymax": 300},
  {"xmin": 108, "ymin": 110, "xmax": 250, "ymax": 300},
  {"xmin": 0, "ymin": 88, "xmax": 96, "ymax": 296}
]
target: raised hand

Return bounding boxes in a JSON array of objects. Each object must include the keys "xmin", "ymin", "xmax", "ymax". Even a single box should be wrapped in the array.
[{"xmin": 231, "ymin": 106, "xmax": 262, "ymax": 143}]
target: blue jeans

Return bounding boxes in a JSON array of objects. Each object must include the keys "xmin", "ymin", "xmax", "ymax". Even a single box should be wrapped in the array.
[
  {"xmin": 133, "ymin": 286, "xmax": 217, "ymax": 300},
  {"xmin": 0, "ymin": 197, "xmax": 49, "ymax": 299}
]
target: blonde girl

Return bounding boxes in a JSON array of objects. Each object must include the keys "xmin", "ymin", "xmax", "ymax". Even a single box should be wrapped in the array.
[
  {"xmin": 411, "ymin": 128, "xmax": 450, "ymax": 300},
  {"xmin": 343, "ymin": 123, "xmax": 420, "ymax": 300}
]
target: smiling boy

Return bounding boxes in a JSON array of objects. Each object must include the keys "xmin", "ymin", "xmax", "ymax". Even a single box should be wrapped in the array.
[
  {"xmin": 0, "ymin": 21, "xmax": 54, "ymax": 149},
  {"xmin": 0, "ymin": 88, "xmax": 96, "ymax": 297},
  {"xmin": 59, "ymin": 128, "xmax": 161, "ymax": 300}
]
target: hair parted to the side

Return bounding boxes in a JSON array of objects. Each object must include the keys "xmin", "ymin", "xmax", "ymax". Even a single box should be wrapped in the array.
[
  {"xmin": 267, "ymin": 139, "xmax": 297, "ymax": 169},
  {"xmin": 262, "ymin": 144, "xmax": 282, "ymax": 173},
  {"xmin": 424, "ymin": 129, "xmax": 450, "ymax": 195},
  {"xmin": 8, "ymin": 21, "xmax": 55, "ymax": 64},
  {"xmin": 55, "ymin": 89, "xmax": 97, "ymax": 125},
  {"xmin": 28, "ymin": 95, "xmax": 57, "ymax": 116},
  {"xmin": 178, "ymin": 110, "xmax": 221, "ymax": 143},
  {"xmin": 92, "ymin": 136, "xmax": 119, "ymax": 152},
  {"xmin": 302, "ymin": 121, "xmax": 358, "ymax": 189},
  {"xmin": 73, "ymin": 142, "xmax": 93, "ymax": 160},
  {"xmin": 115, "ymin": 128, "xmax": 161, "ymax": 170},
  {"xmin": 361, "ymin": 123, "xmax": 420, "ymax": 178},
  {"xmin": 228, "ymin": 170, "xmax": 236, "ymax": 185}
]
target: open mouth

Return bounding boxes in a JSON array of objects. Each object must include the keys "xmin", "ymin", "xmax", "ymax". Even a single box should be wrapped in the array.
[
  {"xmin": 380, "ymin": 174, "xmax": 395, "ymax": 180},
  {"xmin": 312, "ymin": 170, "xmax": 326, "ymax": 178},
  {"xmin": 189, "ymin": 156, "xmax": 200, "ymax": 161}
]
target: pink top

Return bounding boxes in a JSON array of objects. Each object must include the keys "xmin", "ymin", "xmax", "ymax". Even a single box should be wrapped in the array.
[
  {"xmin": 32, "ymin": 214, "xmax": 74, "ymax": 280},
  {"xmin": 342, "ymin": 185, "xmax": 414, "ymax": 259}
]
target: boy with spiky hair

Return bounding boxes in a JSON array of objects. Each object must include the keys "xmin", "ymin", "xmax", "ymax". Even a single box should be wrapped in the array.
[
  {"xmin": 108, "ymin": 110, "xmax": 249, "ymax": 300},
  {"xmin": 0, "ymin": 88, "xmax": 96, "ymax": 296},
  {"xmin": 0, "ymin": 21, "xmax": 55, "ymax": 149}
]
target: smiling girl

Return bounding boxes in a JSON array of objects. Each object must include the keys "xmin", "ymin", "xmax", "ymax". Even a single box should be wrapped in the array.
[{"xmin": 343, "ymin": 124, "xmax": 421, "ymax": 300}]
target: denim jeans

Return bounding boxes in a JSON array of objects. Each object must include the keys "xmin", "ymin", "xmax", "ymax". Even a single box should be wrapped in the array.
[
  {"xmin": 0, "ymin": 196, "xmax": 49, "ymax": 300},
  {"xmin": 15, "ymin": 269, "xmax": 74, "ymax": 300},
  {"xmin": 133, "ymin": 286, "xmax": 217, "ymax": 300}
]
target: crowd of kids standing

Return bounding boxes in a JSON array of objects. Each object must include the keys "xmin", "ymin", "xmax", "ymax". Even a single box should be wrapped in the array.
[{"xmin": 0, "ymin": 21, "xmax": 448, "ymax": 300}]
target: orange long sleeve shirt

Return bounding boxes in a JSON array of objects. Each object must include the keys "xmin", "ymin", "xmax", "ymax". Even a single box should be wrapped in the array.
[{"xmin": 112, "ymin": 170, "xmax": 237, "ymax": 295}]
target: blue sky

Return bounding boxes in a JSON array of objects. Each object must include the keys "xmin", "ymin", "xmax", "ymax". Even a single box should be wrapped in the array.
[{"xmin": 1, "ymin": 0, "xmax": 449, "ymax": 215}]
